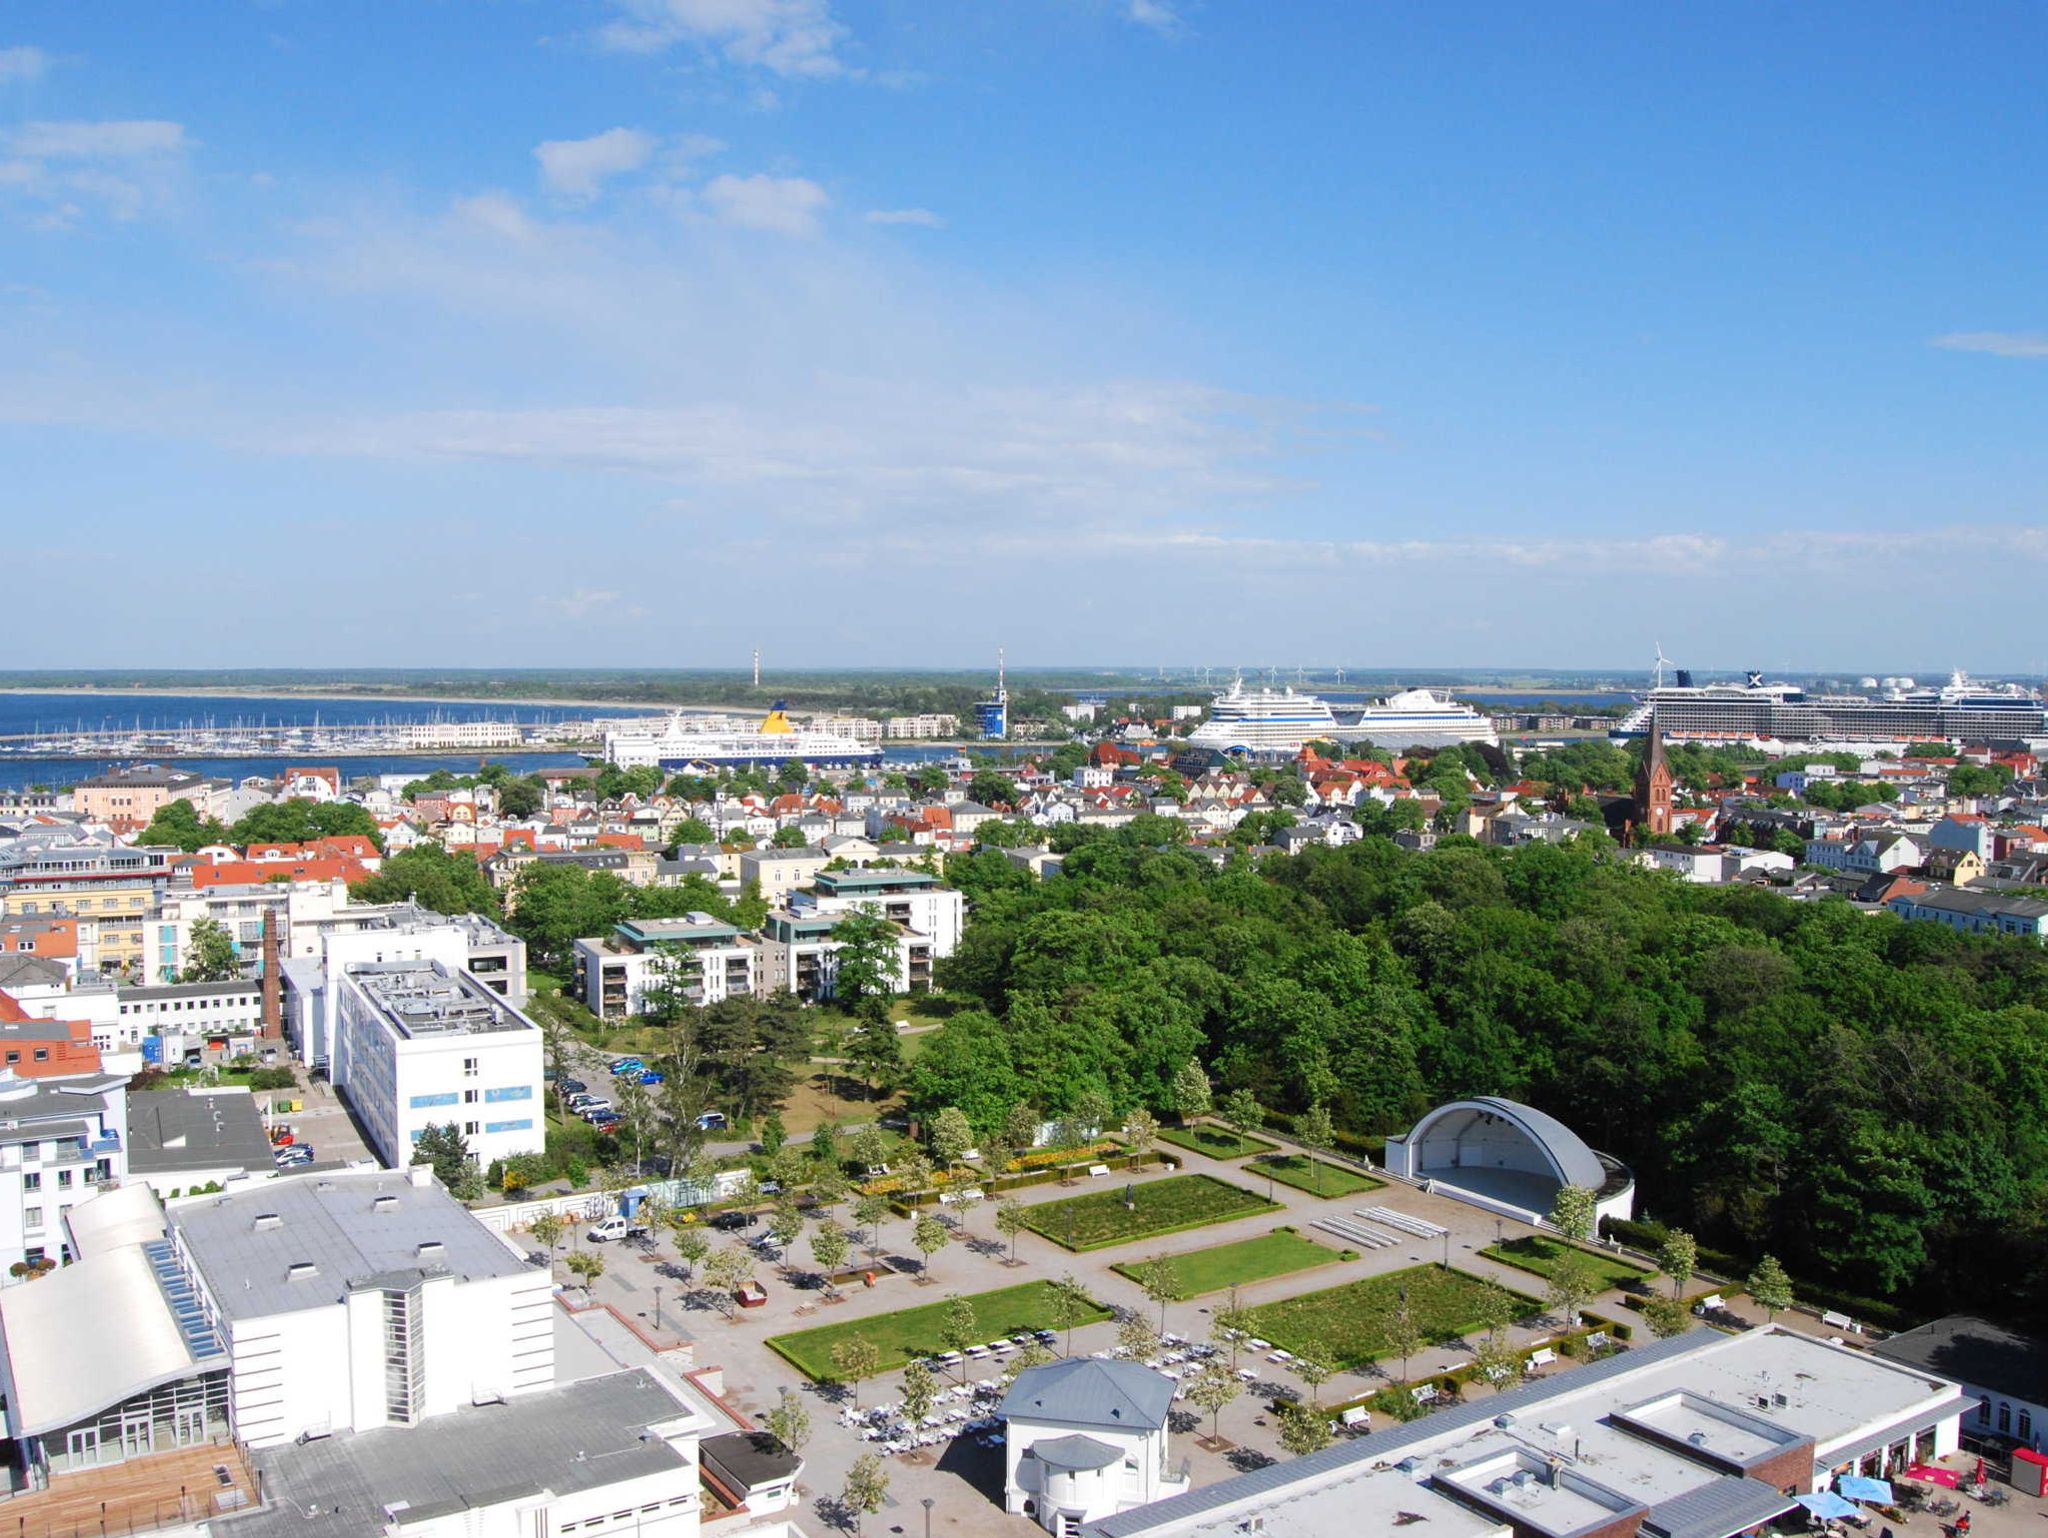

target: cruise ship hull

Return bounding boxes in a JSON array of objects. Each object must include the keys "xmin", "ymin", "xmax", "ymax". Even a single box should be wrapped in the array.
[
  {"xmin": 654, "ymin": 742, "xmax": 883, "ymax": 771},
  {"xmin": 1335, "ymin": 719, "xmax": 1500, "ymax": 751},
  {"xmin": 1613, "ymin": 689, "xmax": 2048, "ymax": 747}
]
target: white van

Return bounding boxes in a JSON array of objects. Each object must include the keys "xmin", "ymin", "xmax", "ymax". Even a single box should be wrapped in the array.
[{"xmin": 586, "ymin": 1215, "xmax": 651, "ymax": 1244}]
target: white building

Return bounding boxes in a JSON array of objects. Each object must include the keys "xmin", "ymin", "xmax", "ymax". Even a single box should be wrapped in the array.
[
  {"xmin": 166, "ymin": 1165, "xmax": 555, "ymax": 1446},
  {"xmin": 801, "ymin": 867, "xmax": 965, "ymax": 955},
  {"xmin": 117, "ymin": 979, "xmax": 267, "ymax": 1052},
  {"xmin": 573, "ymin": 915, "xmax": 760, "ymax": 1020},
  {"xmin": 0, "ymin": 1070, "xmax": 129, "ymax": 1271},
  {"xmin": 1874, "ymin": 1314, "xmax": 2046, "ymax": 1452},
  {"xmin": 327, "ymin": 960, "xmax": 544, "ymax": 1169},
  {"xmin": 1084, "ymin": 1327, "xmax": 1972, "ymax": 1538},
  {"xmin": 1002, "ymin": 1358, "xmax": 1187, "ymax": 1534}
]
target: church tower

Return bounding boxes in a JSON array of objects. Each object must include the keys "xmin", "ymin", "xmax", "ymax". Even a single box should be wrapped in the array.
[{"xmin": 1634, "ymin": 717, "xmax": 1674, "ymax": 838}]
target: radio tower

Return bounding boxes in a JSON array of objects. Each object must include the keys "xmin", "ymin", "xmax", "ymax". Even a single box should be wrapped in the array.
[{"xmin": 752, "ymin": 647, "xmax": 761, "ymax": 689}]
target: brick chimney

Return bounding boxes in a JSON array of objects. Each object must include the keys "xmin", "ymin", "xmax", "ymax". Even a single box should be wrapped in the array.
[{"xmin": 260, "ymin": 907, "xmax": 282, "ymax": 1039}]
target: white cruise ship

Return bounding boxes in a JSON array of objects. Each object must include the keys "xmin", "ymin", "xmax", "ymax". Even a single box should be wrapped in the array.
[
  {"xmin": 1612, "ymin": 668, "xmax": 2048, "ymax": 748},
  {"xmin": 1338, "ymin": 688, "xmax": 1500, "ymax": 750},
  {"xmin": 603, "ymin": 702, "xmax": 883, "ymax": 772},
  {"xmin": 1185, "ymin": 681, "xmax": 1340, "ymax": 755}
]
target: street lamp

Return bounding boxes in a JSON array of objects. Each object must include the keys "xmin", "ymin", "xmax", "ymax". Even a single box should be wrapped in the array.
[
  {"xmin": 921, "ymin": 1496, "xmax": 935, "ymax": 1538},
  {"xmin": 654, "ymin": 1285, "xmax": 663, "ymax": 1330},
  {"xmin": 1495, "ymin": 1217, "xmax": 1503, "ymax": 1247},
  {"xmin": 1442, "ymin": 1231, "xmax": 1450, "ymax": 1269}
]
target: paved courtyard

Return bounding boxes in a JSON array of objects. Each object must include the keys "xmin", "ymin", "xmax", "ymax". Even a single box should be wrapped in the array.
[{"xmin": 540, "ymin": 1132, "xmax": 1686, "ymax": 1534}]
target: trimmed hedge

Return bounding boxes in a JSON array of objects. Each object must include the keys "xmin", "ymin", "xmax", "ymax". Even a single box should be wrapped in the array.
[{"xmin": 888, "ymin": 1150, "xmax": 1180, "ymax": 1216}]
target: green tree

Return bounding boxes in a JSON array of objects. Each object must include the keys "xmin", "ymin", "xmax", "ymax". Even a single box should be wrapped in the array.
[
  {"xmin": 1473, "ymin": 1332, "xmax": 1524, "ymax": 1392},
  {"xmin": 1219, "ymin": 1087, "xmax": 1263, "ymax": 1146},
  {"xmin": 180, "ymin": 917, "xmax": 241, "ymax": 983},
  {"xmin": 840, "ymin": 1452, "xmax": 889, "ymax": 1536},
  {"xmin": 564, "ymin": 1248, "xmax": 605, "ymax": 1294},
  {"xmin": 771, "ymin": 824, "xmax": 810, "ymax": 849},
  {"xmin": 899, "ymin": 1359, "xmax": 937, "ymax": 1427},
  {"xmin": 929, "ymin": 1106, "xmax": 975, "ymax": 1173},
  {"xmin": 671, "ymin": 1224, "xmax": 709, "ymax": 1279},
  {"xmin": 1117, "ymin": 1311, "xmax": 1160, "ymax": 1361},
  {"xmin": 969, "ymin": 770, "xmax": 1016, "ymax": 808},
  {"xmin": 940, "ymin": 1293, "xmax": 980, "ymax": 1381},
  {"xmin": 703, "ymin": 1245, "xmax": 756, "ymax": 1317},
  {"xmin": 1293, "ymin": 1346, "xmax": 1335, "ymax": 1408},
  {"xmin": 810, "ymin": 1221, "xmax": 851, "ymax": 1292},
  {"xmin": 1641, "ymin": 1295, "xmax": 1692, "ymax": 1339},
  {"xmin": 137, "ymin": 797, "xmax": 228, "ymax": 852},
  {"xmin": 1387, "ymin": 1292, "xmax": 1424, "ymax": 1382},
  {"xmin": 1123, "ymin": 1106, "xmax": 1160, "ymax": 1169},
  {"xmin": 1212, "ymin": 1291, "xmax": 1253, "ymax": 1372},
  {"xmin": 528, "ymin": 1211, "xmax": 565, "ymax": 1265},
  {"xmin": 1294, "ymin": 1103, "xmax": 1335, "ymax": 1194},
  {"xmin": 766, "ymin": 1387, "xmax": 812, "ymax": 1457},
  {"xmin": 912, "ymin": 1211, "xmax": 949, "ymax": 1281},
  {"xmin": 1187, "ymin": 1356, "xmax": 1242, "ymax": 1442},
  {"xmin": 847, "ymin": 1015, "xmax": 904, "ymax": 1100},
  {"xmin": 1659, "ymin": 1229, "xmax": 1698, "ymax": 1299},
  {"xmin": 832, "ymin": 903, "xmax": 903, "ymax": 1018},
  {"xmin": 1050, "ymin": 1272, "xmax": 1090, "ymax": 1356},
  {"xmin": 1171, "ymin": 1058, "xmax": 1212, "ymax": 1123},
  {"xmin": 854, "ymin": 1192, "xmax": 891, "ymax": 1263},
  {"xmin": 994, "ymin": 1199, "xmax": 1027, "ymax": 1264},
  {"xmin": 1746, "ymin": 1254, "xmax": 1793, "ymax": 1320},
  {"xmin": 411, "ymin": 1123, "xmax": 481, "ymax": 1198},
  {"xmin": 1278, "ymin": 1401, "xmax": 1333, "ymax": 1457},
  {"xmin": 1547, "ymin": 1185, "xmax": 1596, "ymax": 1244},
  {"xmin": 832, "ymin": 1333, "xmax": 880, "ymax": 1406},
  {"xmin": 349, "ymin": 842, "xmax": 500, "ymax": 916},
  {"xmin": 1545, "ymin": 1252, "xmax": 1602, "ymax": 1328},
  {"xmin": 1138, "ymin": 1254, "xmax": 1180, "ymax": 1332}
]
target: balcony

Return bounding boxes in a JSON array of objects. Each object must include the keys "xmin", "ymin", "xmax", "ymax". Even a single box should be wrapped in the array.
[{"xmin": 5, "ymin": 1439, "xmax": 259, "ymax": 1538}]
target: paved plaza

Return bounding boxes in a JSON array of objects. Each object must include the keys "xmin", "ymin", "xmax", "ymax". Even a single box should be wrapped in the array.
[{"xmin": 540, "ymin": 1133, "xmax": 1692, "ymax": 1534}]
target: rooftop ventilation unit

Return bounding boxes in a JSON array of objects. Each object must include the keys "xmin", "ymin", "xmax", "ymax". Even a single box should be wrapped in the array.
[
  {"xmin": 416, "ymin": 1241, "xmax": 444, "ymax": 1258},
  {"xmin": 372, "ymin": 1195, "xmax": 400, "ymax": 1212},
  {"xmin": 253, "ymin": 1213, "xmax": 282, "ymax": 1231},
  {"xmin": 287, "ymin": 1262, "xmax": 318, "ymax": 1279}
]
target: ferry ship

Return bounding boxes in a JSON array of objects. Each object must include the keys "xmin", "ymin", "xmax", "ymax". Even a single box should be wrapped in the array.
[
  {"xmin": 1336, "ymin": 687, "xmax": 1500, "ymax": 750},
  {"xmin": 602, "ymin": 703, "xmax": 883, "ymax": 772},
  {"xmin": 1612, "ymin": 668, "xmax": 2048, "ymax": 748},
  {"xmin": 1185, "ymin": 680, "xmax": 1341, "ymax": 755}
]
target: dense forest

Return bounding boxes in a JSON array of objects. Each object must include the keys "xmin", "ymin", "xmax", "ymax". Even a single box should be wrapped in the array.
[{"xmin": 911, "ymin": 830, "xmax": 2048, "ymax": 1323}]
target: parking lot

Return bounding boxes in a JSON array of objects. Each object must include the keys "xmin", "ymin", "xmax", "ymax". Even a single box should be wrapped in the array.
[{"xmin": 273, "ymin": 1071, "xmax": 377, "ymax": 1169}]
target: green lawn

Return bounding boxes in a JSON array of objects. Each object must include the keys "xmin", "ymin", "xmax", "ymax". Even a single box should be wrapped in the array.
[
  {"xmin": 1157, "ymin": 1124, "xmax": 1278, "ymax": 1161},
  {"xmin": 1243, "ymin": 1264, "xmax": 1538, "ymax": 1369},
  {"xmin": 1246, "ymin": 1154, "xmax": 1384, "ymax": 1198},
  {"xmin": 766, "ymin": 1280, "xmax": 1109, "ymax": 1381},
  {"xmin": 1113, "ymin": 1229, "xmax": 1342, "ymax": 1298},
  {"xmin": 1022, "ymin": 1175, "xmax": 1279, "ymax": 1252},
  {"xmin": 1480, "ymin": 1236, "xmax": 1656, "ymax": 1292}
]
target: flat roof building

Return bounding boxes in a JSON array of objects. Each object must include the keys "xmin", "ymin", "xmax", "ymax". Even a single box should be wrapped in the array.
[{"xmin": 1088, "ymin": 1327, "xmax": 1972, "ymax": 1538}]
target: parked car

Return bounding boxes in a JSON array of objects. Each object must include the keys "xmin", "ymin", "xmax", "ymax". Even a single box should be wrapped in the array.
[
  {"xmin": 577, "ymin": 1101, "xmax": 615, "ymax": 1120},
  {"xmin": 566, "ymin": 1093, "xmax": 605, "ymax": 1111},
  {"xmin": 275, "ymin": 1146, "xmax": 314, "ymax": 1166},
  {"xmin": 695, "ymin": 1111, "xmax": 728, "ymax": 1131},
  {"xmin": 586, "ymin": 1215, "xmax": 651, "ymax": 1243},
  {"xmin": 607, "ymin": 1057, "xmax": 644, "ymax": 1074},
  {"xmin": 559, "ymin": 1078, "xmax": 587, "ymax": 1095},
  {"xmin": 637, "ymin": 1070, "xmax": 665, "ymax": 1085}
]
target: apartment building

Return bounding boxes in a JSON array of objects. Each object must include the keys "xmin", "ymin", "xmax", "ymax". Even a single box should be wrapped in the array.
[
  {"xmin": 71, "ymin": 766, "xmax": 216, "ymax": 829},
  {"xmin": 327, "ymin": 960, "xmax": 544, "ymax": 1168},
  {"xmin": 574, "ymin": 915, "xmax": 759, "ymax": 1020},
  {"xmin": 738, "ymin": 845, "xmax": 831, "ymax": 902},
  {"xmin": 1886, "ymin": 883, "xmax": 2048, "ymax": 939},
  {"xmin": 804, "ymin": 867, "xmax": 966, "ymax": 956},
  {"xmin": 118, "ymin": 979, "xmax": 267, "ymax": 1052},
  {"xmin": 760, "ymin": 906, "xmax": 935, "ymax": 1002},
  {"xmin": 0, "ymin": 1070, "xmax": 128, "ymax": 1270},
  {"xmin": 0, "ymin": 844, "xmax": 177, "ymax": 977}
]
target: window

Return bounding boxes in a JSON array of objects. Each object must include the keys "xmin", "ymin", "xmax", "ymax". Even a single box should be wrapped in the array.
[
  {"xmin": 1981, "ymin": 1401, "xmax": 1993, "ymax": 1425},
  {"xmin": 56, "ymin": 1170, "xmax": 72, "ymax": 1189},
  {"xmin": 22, "ymin": 1172, "xmax": 39, "ymax": 1192},
  {"xmin": 464, "ymin": 1122, "xmax": 480, "ymax": 1137},
  {"xmin": 463, "ymin": 1057, "xmax": 480, "ymax": 1078},
  {"xmin": 32, "ymin": 1049, "xmax": 47, "ymax": 1062},
  {"xmin": 2022, "ymin": 1408, "xmax": 2034, "ymax": 1442},
  {"xmin": 463, "ymin": 1089, "xmax": 479, "ymax": 1104},
  {"xmin": 23, "ymin": 1207, "xmax": 41, "ymax": 1229},
  {"xmin": 2001, "ymin": 1402, "xmax": 2013, "ymax": 1434}
]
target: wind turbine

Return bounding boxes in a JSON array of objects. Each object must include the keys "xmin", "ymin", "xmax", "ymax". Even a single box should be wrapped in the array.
[{"xmin": 1652, "ymin": 643, "xmax": 1674, "ymax": 691}]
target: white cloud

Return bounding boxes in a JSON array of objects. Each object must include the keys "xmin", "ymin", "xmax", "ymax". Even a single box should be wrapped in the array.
[
  {"xmin": 1931, "ymin": 330, "xmax": 2048, "ymax": 359},
  {"xmin": 0, "ymin": 45, "xmax": 49, "ymax": 84},
  {"xmin": 700, "ymin": 171, "xmax": 826, "ymax": 235},
  {"xmin": 535, "ymin": 127, "xmax": 656, "ymax": 200},
  {"xmin": 0, "ymin": 119, "xmax": 189, "ymax": 223},
  {"xmin": 864, "ymin": 206, "xmax": 942, "ymax": 228},
  {"xmin": 1126, "ymin": 0, "xmax": 1183, "ymax": 36},
  {"xmin": 597, "ymin": 0, "xmax": 850, "ymax": 79},
  {"xmin": 4, "ymin": 119, "xmax": 185, "ymax": 158}
]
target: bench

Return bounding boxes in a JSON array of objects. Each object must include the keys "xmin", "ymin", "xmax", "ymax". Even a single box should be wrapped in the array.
[
  {"xmin": 1411, "ymin": 1384, "xmax": 1438, "ymax": 1404},
  {"xmin": 1820, "ymin": 1309, "xmax": 1853, "ymax": 1331},
  {"xmin": 1586, "ymin": 1331, "xmax": 1610, "ymax": 1349},
  {"xmin": 1693, "ymin": 1294, "xmax": 1726, "ymax": 1316},
  {"xmin": 1340, "ymin": 1405, "xmax": 1371, "ymax": 1428},
  {"xmin": 937, "ymin": 1192, "xmax": 958, "ymax": 1206},
  {"xmin": 1088, "ymin": 1164, "xmax": 1112, "ymax": 1178},
  {"xmin": 1527, "ymin": 1348, "xmax": 1557, "ymax": 1369}
]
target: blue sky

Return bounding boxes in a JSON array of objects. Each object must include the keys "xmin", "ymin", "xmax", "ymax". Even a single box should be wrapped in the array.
[{"xmin": 4, "ymin": 3, "xmax": 2046, "ymax": 673}]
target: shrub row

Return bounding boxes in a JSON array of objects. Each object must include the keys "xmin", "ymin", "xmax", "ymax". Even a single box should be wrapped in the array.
[
  {"xmin": 1599, "ymin": 1216, "xmax": 1924, "ymax": 1333},
  {"xmin": 888, "ymin": 1150, "xmax": 1180, "ymax": 1215}
]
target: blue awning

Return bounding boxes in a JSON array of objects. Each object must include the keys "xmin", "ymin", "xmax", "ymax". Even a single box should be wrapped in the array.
[
  {"xmin": 1797, "ymin": 1491, "xmax": 1860, "ymax": 1520},
  {"xmin": 1837, "ymin": 1474, "xmax": 1895, "ymax": 1504}
]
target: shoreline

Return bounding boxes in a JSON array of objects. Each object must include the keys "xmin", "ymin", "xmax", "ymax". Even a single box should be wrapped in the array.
[{"xmin": 0, "ymin": 686, "xmax": 690, "ymax": 713}]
